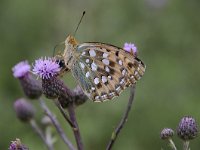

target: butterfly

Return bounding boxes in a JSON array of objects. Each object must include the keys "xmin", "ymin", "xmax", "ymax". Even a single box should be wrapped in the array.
[{"xmin": 57, "ymin": 35, "xmax": 146, "ymax": 102}]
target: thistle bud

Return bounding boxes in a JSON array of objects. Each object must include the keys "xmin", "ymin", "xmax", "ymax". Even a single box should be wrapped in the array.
[
  {"xmin": 9, "ymin": 139, "xmax": 28, "ymax": 150},
  {"xmin": 160, "ymin": 128, "xmax": 174, "ymax": 140},
  {"xmin": 14, "ymin": 98, "xmax": 35, "ymax": 122},
  {"xmin": 41, "ymin": 115, "xmax": 53, "ymax": 127},
  {"xmin": 12, "ymin": 61, "xmax": 42, "ymax": 99},
  {"xmin": 123, "ymin": 42, "xmax": 137, "ymax": 56},
  {"xmin": 177, "ymin": 116, "xmax": 198, "ymax": 140}
]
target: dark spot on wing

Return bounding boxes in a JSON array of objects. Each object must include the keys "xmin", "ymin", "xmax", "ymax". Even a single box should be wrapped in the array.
[
  {"xmin": 109, "ymin": 68, "xmax": 115, "ymax": 75},
  {"xmin": 115, "ymin": 51, "xmax": 119, "ymax": 56},
  {"xmin": 97, "ymin": 68, "xmax": 109, "ymax": 76},
  {"xmin": 97, "ymin": 83, "xmax": 102, "ymax": 89},
  {"xmin": 106, "ymin": 49, "xmax": 111, "ymax": 52},
  {"xmin": 128, "ymin": 62, "xmax": 134, "ymax": 68},
  {"xmin": 135, "ymin": 57, "xmax": 145, "ymax": 66},
  {"xmin": 104, "ymin": 81, "xmax": 109, "ymax": 85},
  {"xmin": 109, "ymin": 61, "xmax": 115, "ymax": 67}
]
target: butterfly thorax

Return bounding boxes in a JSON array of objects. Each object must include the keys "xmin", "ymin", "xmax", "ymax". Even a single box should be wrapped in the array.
[{"xmin": 63, "ymin": 35, "xmax": 79, "ymax": 69}]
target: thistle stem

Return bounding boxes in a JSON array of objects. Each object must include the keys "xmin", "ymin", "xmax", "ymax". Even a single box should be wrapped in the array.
[
  {"xmin": 29, "ymin": 119, "xmax": 54, "ymax": 150},
  {"xmin": 54, "ymin": 99, "xmax": 76, "ymax": 129},
  {"xmin": 68, "ymin": 104, "xmax": 84, "ymax": 150},
  {"xmin": 39, "ymin": 98, "xmax": 76, "ymax": 150},
  {"xmin": 106, "ymin": 85, "xmax": 136, "ymax": 150},
  {"xmin": 183, "ymin": 140, "xmax": 190, "ymax": 150},
  {"xmin": 168, "ymin": 138, "xmax": 177, "ymax": 150}
]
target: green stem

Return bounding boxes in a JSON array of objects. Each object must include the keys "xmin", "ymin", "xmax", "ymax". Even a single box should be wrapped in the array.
[
  {"xmin": 183, "ymin": 140, "xmax": 190, "ymax": 150},
  {"xmin": 68, "ymin": 104, "xmax": 84, "ymax": 150},
  {"xmin": 29, "ymin": 119, "xmax": 54, "ymax": 150},
  {"xmin": 39, "ymin": 98, "xmax": 76, "ymax": 150},
  {"xmin": 168, "ymin": 138, "xmax": 177, "ymax": 150},
  {"xmin": 106, "ymin": 85, "xmax": 136, "ymax": 150},
  {"xmin": 54, "ymin": 99, "xmax": 76, "ymax": 129}
]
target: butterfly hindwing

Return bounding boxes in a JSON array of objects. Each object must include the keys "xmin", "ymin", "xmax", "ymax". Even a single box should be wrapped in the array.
[{"xmin": 70, "ymin": 42, "xmax": 145, "ymax": 102}]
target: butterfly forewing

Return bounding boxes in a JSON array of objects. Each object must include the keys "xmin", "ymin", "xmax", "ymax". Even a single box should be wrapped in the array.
[
  {"xmin": 71, "ymin": 62, "xmax": 93, "ymax": 96},
  {"xmin": 70, "ymin": 42, "xmax": 145, "ymax": 102}
]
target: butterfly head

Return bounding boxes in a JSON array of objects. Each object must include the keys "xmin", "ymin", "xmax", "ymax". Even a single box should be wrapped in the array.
[{"xmin": 65, "ymin": 35, "xmax": 78, "ymax": 47}]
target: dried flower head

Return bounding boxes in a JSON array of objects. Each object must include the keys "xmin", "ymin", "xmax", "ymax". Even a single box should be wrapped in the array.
[
  {"xmin": 177, "ymin": 116, "xmax": 198, "ymax": 140},
  {"xmin": 9, "ymin": 139, "xmax": 28, "ymax": 150},
  {"xmin": 160, "ymin": 128, "xmax": 174, "ymax": 140},
  {"xmin": 14, "ymin": 98, "xmax": 35, "ymax": 122},
  {"xmin": 32, "ymin": 57, "xmax": 61, "ymax": 79},
  {"xmin": 12, "ymin": 61, "xmax": 42, "ymax": 99},
  {"xmin": 12, "ymin": 61, "xmax": 30, "ymax": 78},
  {"xmin": 123, "ymin": 42, "xmax": 137, "ymax": 56}
]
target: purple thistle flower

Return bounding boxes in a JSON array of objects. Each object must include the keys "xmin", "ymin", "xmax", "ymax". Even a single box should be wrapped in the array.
[
  {"xmin": 160, "ymin": 128, "xmax": 174, "ymax": 140},
  {"xmin": 32, "ymin": 57, "xmax": 87, "ymax": 107},
  {"xmin": 32, "ymin": 57, "xmax": 61, "ymax": 79},
  {"xmin": 9, "ymin": 139, "xmax": 28, "ymax": 150},
  {"xmin": 123, "ymin": 42, "xmax": 137, "ymax": 56},
  {"xmin": 12, "ymin": 61, "xmax": 30, "ymax": 78},
  {"xmin": 14, "ymin": 98, "xmax": 35, "ymax": 122},
  {"xmin": 177, "ymin": 116, "xmax": 198, "ymax": 140},
  {"xmin": 32, "ymin": 57, "xmax": 72, "ymax": 105},
  {"xmin": 12, "ymin": 61, "xmax": 42, "ymax": 99}
]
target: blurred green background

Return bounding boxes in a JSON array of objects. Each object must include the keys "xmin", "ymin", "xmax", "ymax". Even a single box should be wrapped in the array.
[{"xmin": 1, "ymin": 0, "xmax": 200, "ymax": 149}]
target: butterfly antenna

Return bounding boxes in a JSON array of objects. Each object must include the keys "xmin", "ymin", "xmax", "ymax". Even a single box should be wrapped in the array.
[
  {"xmin": 53, "ymin": 41, "xmax": 65, "ymax": 57},
  {"xmin": 73, "ymin": 11, "xmax": 86, "ymax": 37}
]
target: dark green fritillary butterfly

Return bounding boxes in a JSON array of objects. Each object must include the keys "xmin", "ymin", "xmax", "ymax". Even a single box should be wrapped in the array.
[{"xmin": 57, "ymin": 35, "xmax": 146, "ymax": 102}]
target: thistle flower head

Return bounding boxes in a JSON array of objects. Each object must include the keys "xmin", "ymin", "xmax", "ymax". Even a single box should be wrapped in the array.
[
  {"xmin": 12, "ymin": 60, "xmax": 42, "ymax": 99},
  {"xmin": 12, "ymin": 61, "xmax": 30, "ymax": 78},
  {"xmin": 9, "ymin": 139, "xmax": 28, "ymax": 150},
  {"xmin": 123, "ymin": 42, "xmax": 137, "ymax": 55},
  {"xmin": 14, "ymin": 98, "xmax": 35, "ymax": 122},
  {"xmin": 177, "ymin": 116, "xmax": 198, "ymax": 140},
  {"xmin": 32, "ymin": 57, "xmax": 61, "ymax": 79},
  {"xmin": 160, "ymin": 128, "xmax": 174, "ymax": 140}
]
